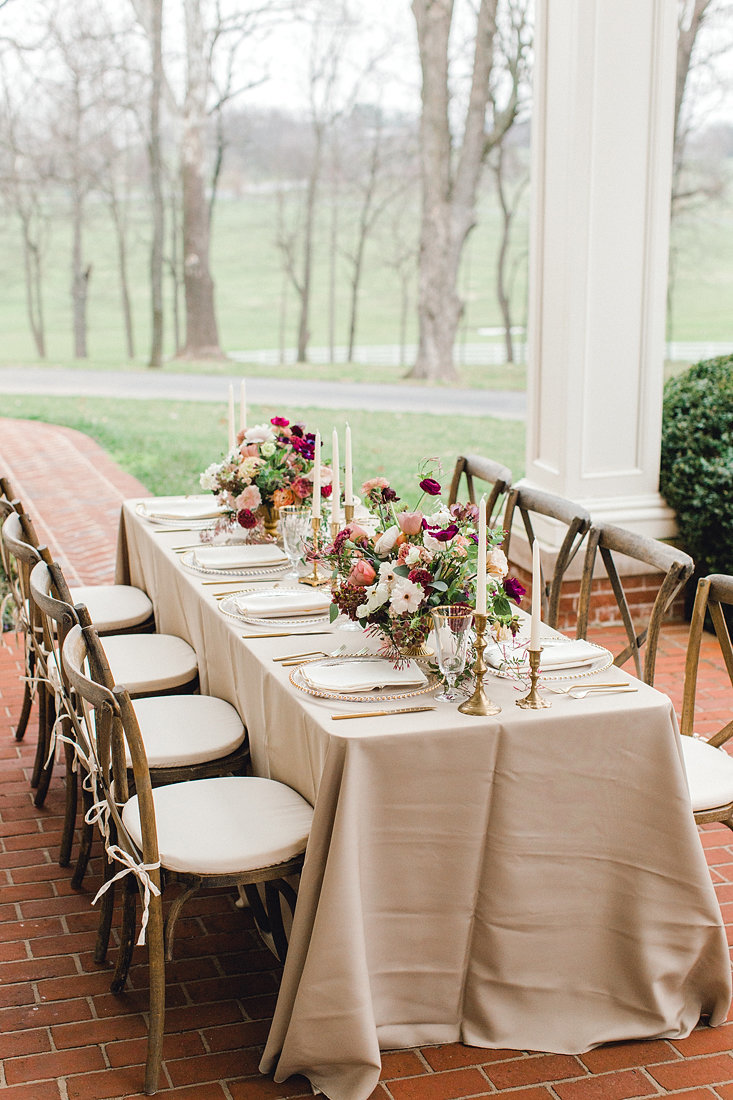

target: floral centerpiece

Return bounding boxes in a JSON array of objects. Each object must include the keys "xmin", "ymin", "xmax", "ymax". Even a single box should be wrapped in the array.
[
  {"xmin": 321, "ymin": 464, "xmax": 525, "ymax": 657},
  {"xmin": 200, "ymin": 416, "xmax": 332, "ymax": 537}
]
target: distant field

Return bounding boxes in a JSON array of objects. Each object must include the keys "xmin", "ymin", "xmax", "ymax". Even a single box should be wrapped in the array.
[
  {"xmin": 0, "ymin": 175, "xmax": 730, "ymax": 377},
  {"xmin": 1, "ymin": 394, "xmax": 526, "ymax": 501}
]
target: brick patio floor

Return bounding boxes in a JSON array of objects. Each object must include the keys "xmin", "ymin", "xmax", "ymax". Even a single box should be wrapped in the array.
[{"xmin": 1, "ymin": 417, "xmax": 733, "ymax": 1099}]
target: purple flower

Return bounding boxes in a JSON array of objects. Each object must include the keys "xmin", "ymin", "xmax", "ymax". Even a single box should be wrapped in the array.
[
  {"xmin": 503, "ymin": 576, "xmax": 526, "ymax": 605},
  {"xmin": 381, "ymin": 487, "xmax": 399, "ymax": 503},
  {"xmin": 271, "ymin": 416, "xmax": 289, "ymax": 427},
  {"xmin": 419, "ymin": 477, "xmax": 442, "ymax": 496}
]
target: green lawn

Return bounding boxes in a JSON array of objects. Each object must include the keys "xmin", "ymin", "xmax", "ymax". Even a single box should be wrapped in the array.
[{"xmin": 1, "ymin": 395, "xmax": 525, "ymax": 502}]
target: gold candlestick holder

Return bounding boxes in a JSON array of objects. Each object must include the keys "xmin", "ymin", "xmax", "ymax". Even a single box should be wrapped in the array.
[
  {"xmin": 300, "ymin": 516, "xmax": 330, "ymax": 587},
  {"xmin": 330, "ymin": 520, "xmax": 341, "ymax": 542},
  {"xmin": 458, "ymin": 612, "xmax": 501, "ymax": 716},
  {"xmin": 344, "ymin": 503, "xmax": 354, "ymax": 526},
  {"xmin": 516, "ymin": 647, "xmax": 550, "ymax": 709}
]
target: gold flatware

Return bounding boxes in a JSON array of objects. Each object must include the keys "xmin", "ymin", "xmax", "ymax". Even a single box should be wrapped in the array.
[
  {"xmin": 544, "ymin": 682, "xmax": 637, "ymax": 698},
  {"xmin": 331, "ymin": 706, "xmax": 437, "ymax": 721},
  {"xmin": 241, "ymin": 631, "xmax": 332, "ymax": 639},
  {"xmin": 273, "ymin": 650, "xmax": 325, "ymax": 662},
  {"xmin": 201, "ymin": 579, "xmax": 246, "ymax": 585}
]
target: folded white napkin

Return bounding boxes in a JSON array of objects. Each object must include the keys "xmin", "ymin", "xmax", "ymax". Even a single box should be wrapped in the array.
[
  {"xmin": 142, "ymin": 497, "xmax": 225, "ymax": 521},
  {"xmin": 300, "ymin": 658, "xmax": 428, "ymax": 693},
  {"xmin": 234, "ymin": 588, "xmax": 332, "ymax": 618},
  {"xmin": 486, "ymin": 638, "xmax": 600, "ymax": 671},
  {"xmin": 193, "ymin": 544, "xmax": 287, "ymax": 570}
]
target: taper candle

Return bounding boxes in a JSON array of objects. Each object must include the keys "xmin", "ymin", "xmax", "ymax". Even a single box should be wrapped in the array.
[
  {"xmin": 331, "ymin": 429, "xmax": 340, "ymax": 524},
  {"xmin": 228, "ymin": 384, "xmax": 236, "ymax": 451},
  {"xmin": 312, "ymin": 432, "xmax": 322, "ymax": 519},
  {"xmin": 530, "ymin": 538, "xmax": 541, "ymax": 649},
  {"xmin": 344, "ymin": 424, "xmax": 353, "ymax": 506},
  {"xmin": 476, "ymin": 495, "xmax": 487, "ymax": 616},
  {"xmin": 240, "ymin": 380, "xmax": 247, "ymax": 432}
]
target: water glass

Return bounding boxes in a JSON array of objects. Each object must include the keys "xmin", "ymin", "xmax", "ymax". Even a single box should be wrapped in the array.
[
  {"xmin": 280, "ymin": 505, "xmax": 312, "ymax": 581},
  {"xmin": 430, "ymin": 605, "xmax": 474, "ymax": 702}
]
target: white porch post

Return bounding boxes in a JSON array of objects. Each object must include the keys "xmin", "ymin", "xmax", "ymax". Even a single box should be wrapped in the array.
[{"xmin": 526, "ymin": 0, "xmax": 679, "ymax": 541}]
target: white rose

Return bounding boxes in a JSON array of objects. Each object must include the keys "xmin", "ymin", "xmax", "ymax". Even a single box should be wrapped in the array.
[
  {"xmin": 244, "ymin": 423, "xmax": 275, "ymax": 444},
  {"xmin": 260, "ymin": 441, "xmax": 276, "ymax": 457},
  {"xmin": 374, "ymin": 524, "xmax": 400, "ymax": 558}
]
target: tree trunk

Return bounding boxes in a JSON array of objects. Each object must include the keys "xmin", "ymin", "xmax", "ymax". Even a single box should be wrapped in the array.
[
  {"xmin": 149, "ymin": 0, "xmax": 164, "ymax": 368},
  {"xmin": 179, "ymin": 0, "xmax": 223, "ymax": 360},
  {"xmin": 71, "ymin": 187, "xmax": 89, "ymax": 359},
  {"xmin": 20, "ymin": 218, "xmax": 45, "ymax": 358},
  {"xmin": 110, "ymin": 194, "xmax": 135, "ymax": 359},
  {"xmin": 296, "ymin": 125, "xmax": 323, "ymax": 364}
]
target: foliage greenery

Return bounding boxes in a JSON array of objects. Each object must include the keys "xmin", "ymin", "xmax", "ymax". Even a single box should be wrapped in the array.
[{"xmin": 660, "ymin": 354, "xmax": 733, "ymax": 576}]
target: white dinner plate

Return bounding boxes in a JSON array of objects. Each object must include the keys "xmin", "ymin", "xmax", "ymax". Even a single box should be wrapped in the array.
[
  {"xmin": 136, "ymin": 496, "xmax": 226, "ymax": 529},
  {"xmin": 180, "ymin": 550, "xmax": 289, "ymax": 580},
  {"xmin": 218, "ymin": 586, "xmax": 332, "ymax": 627},
  {"xmin": 289, "ymin": 656, "xmax": 437, "ymax": 704}
]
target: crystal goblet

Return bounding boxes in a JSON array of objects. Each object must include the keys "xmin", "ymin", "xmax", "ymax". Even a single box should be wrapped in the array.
[
  {"xmin": 430, "ymin": 604, "xmax": 474, "ymax": 702},
  {"xmin": 280, "ymin": 505, "xmax": 312, "ymax": 582}
]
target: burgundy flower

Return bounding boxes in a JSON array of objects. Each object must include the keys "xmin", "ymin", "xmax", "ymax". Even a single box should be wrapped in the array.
[
  {"xmin": 419, "ymin": 477, "xmax": 442, "ymax": 496},
  {"xmin": 381, "ymin": 486, "xmax": 399, "ymax": 503},
  {"xmin": 503, "ymin": 576, "xmax": 526, "ymax": 604},
  {"xmin": 408, "ymin": 567, "xmax": 433, "ymax": 590},
  {"xmin": 271, "ymin": 416, "xmax": 290, "ymax": 427},
  {"xmin": 236, "ymin": 508, "xmax": 258, "ymax": 530},
  {"xmin": 320, "ymin": 483, "xmax": 333, "ymax": 498},
  {"xmin": 422, "ymin": 521, "xmax": 459, "ymax": 542},
  {"xmin": 290, "ymin": 424, "xmax": 304, "ymax": 438}
]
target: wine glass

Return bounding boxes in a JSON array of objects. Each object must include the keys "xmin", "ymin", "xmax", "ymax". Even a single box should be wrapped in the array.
[
  {"xmin": 280, "ymin": 505, "xmax": 311, "ymax": 582},
  {"xmin": 430, "ymin": 605, "xmax": 474, "ymax": 702}
]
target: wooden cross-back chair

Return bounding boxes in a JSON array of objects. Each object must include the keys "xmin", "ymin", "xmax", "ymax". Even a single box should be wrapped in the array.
[
  {"xmin": 679, "ymin": 574, "xmax": 733, "ymax": 831},
  {"xmin": 62, "ymin": 618, "xmax": 314, "ymax": 1096},
  {"xmin": 502, "ymin": 484, "xmax": 591, "ymax": 630},
  {"xmin": 447, "ymin": 454, "xmax": 513, "ymax": 527},
  {"xmin": 1, "ymin": 499, "xmax": 36, "ymax": 744},
  {"xmin": 576, "ymin": 523, "xmax": 694, "ymax": 686},
  {"xmin": 29, "ymin": 563, "xmax": 249, "ymax": 888}
]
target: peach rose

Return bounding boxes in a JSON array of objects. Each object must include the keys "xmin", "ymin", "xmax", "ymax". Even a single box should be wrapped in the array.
[
  {"xmin": 348, "ymin": 559, "xmax": 377, "ymax": 587},
  {"xmin": 486, "ymin": 547, "xmax": 509, "ymax": 579},
  {"xmin": 344, "ymin": 522, "xmax": 370, "ymax": 540},
  {"xmin": 272, "ymin": 487, "xmax": 294, "ymax": 509}
]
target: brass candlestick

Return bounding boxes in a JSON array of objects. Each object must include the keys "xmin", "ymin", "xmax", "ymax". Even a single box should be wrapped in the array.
[
  {"xmin": 458, "ymin": 612, "xmax": 502, "ymax": 716},
  {"xmin": 330, "ymin": 520, "xmax": 340, "ymax": 542},
  {"xmin": 344, "ymin": 503, "xmax": 354, "ymax": 526},
  {"xmin": 300, "ymin": 516, "xmax": 330, "ymax": 587},
  {"xmin": 516, "ymin": 647, "xmax": 551, "ymax": 709}
]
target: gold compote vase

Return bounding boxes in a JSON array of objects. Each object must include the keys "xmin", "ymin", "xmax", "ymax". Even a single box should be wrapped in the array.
[{"xmin": 259, "ymin": 502, "xmax": 281, "ymax": 541}]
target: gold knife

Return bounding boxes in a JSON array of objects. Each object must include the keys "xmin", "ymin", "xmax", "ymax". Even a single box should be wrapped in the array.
[
  {"xmin": 241, "ymin": 631, "xmax": 332, "ymax": 639},
  {"xmin": 331, "ymin": 706, "xmax": 436, "ymax": 721}
]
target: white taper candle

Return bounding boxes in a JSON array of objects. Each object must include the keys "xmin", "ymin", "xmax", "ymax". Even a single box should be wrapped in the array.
[
  {"xmin": 476, "ymin": 495, "xmax": 487, "ymax": 616},
  {"xmin": 530, "ymin": 538, "xmax": 541, "ymax": 649},
  {"xmin": 331, "ymin": 428, "xmax": 340, "ymax": 524},
  {"xmin": 312, "ymin": 432, "xmax": 321, "ymax": 519},
  {"xmin": 344, "ymin": 424, "xmax": 353, "ymax": 506}
]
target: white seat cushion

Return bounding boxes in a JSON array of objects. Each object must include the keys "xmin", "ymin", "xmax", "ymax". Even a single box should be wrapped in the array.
[
  {"xmin": 681, "ymin": 735, "xmax": 733, "ymax": 812},
  {"xmin": 131, "ymin": 695, "xmax": 246, "ymax": 768},
  {"xmin": 101, "ymin": 633, "xmax": 198, "ymax": 694},
  {"xmin": 122, "ymin": 776, "xmax": 313, "ymax": 874},
  {"xmin": 70, "ymin": 585, "xmax": 153, "ymax": 633}
]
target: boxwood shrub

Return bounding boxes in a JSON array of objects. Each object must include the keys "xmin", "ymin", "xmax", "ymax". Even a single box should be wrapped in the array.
[{"xmin": 660, "ymin": 354, "xmax": 733, "ymax": 578}]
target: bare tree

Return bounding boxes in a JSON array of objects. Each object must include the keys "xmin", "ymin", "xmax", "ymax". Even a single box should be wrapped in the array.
[
  {"xmin": 490, "ymin": 138, "xmax": 528, "ymax": 364},
  {"xmin": 409, "ymin": 0, "xmax": 531, "ymax": 381}
]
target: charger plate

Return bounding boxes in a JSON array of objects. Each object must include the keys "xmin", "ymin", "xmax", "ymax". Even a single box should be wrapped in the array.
[
  {"xmin": 289, "ymin": 656, "xmax": 437, "ymax": 704},
  {"xmin": 136, "ymin": 497, "xmax": 225, "ymax": 530},
  {"xmin": 219, "ymin": 587, "xmax": 331, "ymax": 628},
  {"xmin": 485, "ymin": 640, "xmax": 613, "ymax": 683},
  {"xmin": 181, "ymin": 550, "xmax": 289, "ymax": 580}
]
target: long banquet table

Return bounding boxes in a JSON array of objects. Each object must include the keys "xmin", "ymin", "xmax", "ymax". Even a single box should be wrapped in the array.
[{"xmin": 117, "ymin": 499, "xmax": 732, "ymax": 1100}]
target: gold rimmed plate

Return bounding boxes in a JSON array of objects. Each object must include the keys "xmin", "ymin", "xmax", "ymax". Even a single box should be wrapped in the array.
[
  {"xmin": 180, "ymin": 550, "xmax": 290, "ymax": 580},
  {"xmin": 485, "ymin": 640, "xmax": 613, "ymax": 682},
  {"xmin": 218, "ymin": 587, "xmax": 332, "ymax": 628},
  {"xmin": 289, "ymin": 656, "xmax": 437, "ymax": 704}
]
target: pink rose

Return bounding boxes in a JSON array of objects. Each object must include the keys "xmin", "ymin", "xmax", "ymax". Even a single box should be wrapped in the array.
[
  {"xmin": 486, "ymin": 548, "xmax": 509, "ymax": 579},
  {"xmin": 243, "ymin": 443, "xmax": 259, "ymax": 457},
  {"xmin": 347, "ymin": 559, "xmax": 377, "ymax": 587},
  {"xmin": 345, "ymin": 522, "xmax": 369, "ymax": 540},
  {"xmin": 236, "ymin": 484, "xmax": 262, "ymax": 511},
  {"xmin": 397, "ymin": 511, "xmax": 423, "ymax": 535},
  {"xmin": 291, "ymin": 476, "xmax": 311, "ymax": 499}
]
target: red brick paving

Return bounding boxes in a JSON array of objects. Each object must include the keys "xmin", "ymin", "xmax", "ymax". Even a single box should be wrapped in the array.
[{"xmin": 2, "ymin": 417, "xmax": 733, "ymax": 1098}]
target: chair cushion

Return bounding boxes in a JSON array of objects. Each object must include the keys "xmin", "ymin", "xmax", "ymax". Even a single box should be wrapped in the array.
[
  {"xmin": 70, "ymin": 585, "xmax": 153, "ymax": 633},
  {"xmin": 101, "ymin": 633, "xmax": 198, "ymax": 694},
  {"xmin": 131, "ymin": 695, "xmax": 246, "ymax": 768},
  {"xmin": 680, "ymin": 735, "xmax": 733, "ymax": 812},
  {"xmin": 122, "ymin": 776, "xmax": 313, "ymax": 874}
]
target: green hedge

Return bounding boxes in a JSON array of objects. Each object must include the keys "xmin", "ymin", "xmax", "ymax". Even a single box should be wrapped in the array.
[{"xmin": 660, "ymin": 354, "xmax": 733, "ymax": 577}]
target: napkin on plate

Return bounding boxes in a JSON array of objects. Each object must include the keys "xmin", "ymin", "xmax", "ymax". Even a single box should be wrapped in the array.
[
  {"xmin": 141, "ymin": 497, "xmax": 225, "ymax": 521},
  {"xmin": 234, "ymin": 588, "xmax": 332, "ymax": 618},
  {"xmin": 193, "ymin": 544, "xmax": 287, "ymax": 570},
  {"xmin": 300, "ymin": 658, "xmax": 428, "ymax": 693},
  {"xmin": 486, "ymin": 638, "xmax": 600, "ymax": 672}
]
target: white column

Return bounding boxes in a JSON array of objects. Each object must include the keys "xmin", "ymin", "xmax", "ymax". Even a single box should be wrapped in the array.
[{"xmin": 526, "ymin": 0, "xmax": 679, "ymax": 541}]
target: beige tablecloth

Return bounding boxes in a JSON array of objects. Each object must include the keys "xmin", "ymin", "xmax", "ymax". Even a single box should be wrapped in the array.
[{"xmin": 118, "ymin": 500, "xmax": 732, "ymax": 1100}]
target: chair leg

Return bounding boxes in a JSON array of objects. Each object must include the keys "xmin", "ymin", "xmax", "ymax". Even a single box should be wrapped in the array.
[
  {"xmin": 14, "ymin": 669, "xmax": 34, "ymax": 742},
  {"xmin": 93, "ymin": 851, "xmax": 115, "ymax": 965},
  {"xmin": 144, "ymin": 894, "xmax": 166, "ymax": 1096},
  {"xmin": 111, "ymin": 876, "xmax": 137, "ymax": 993},
  {"xmin": 58, "ymin": 742, "xmax": 78, "ymax": 867},
  {"xmin": 71, "ymin": 784, "xmax": 95, "ymax": 890},
  {"xmin": 30, "ymin": 682, "xmax": 49, "ymax": 790},
  {"xmin": 265, "ymin": 879, "xmax": 298, "ymax": 964},
  {"xmin": 164, "ymin": 880, "xmax": 200, "ymax": 963}
]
